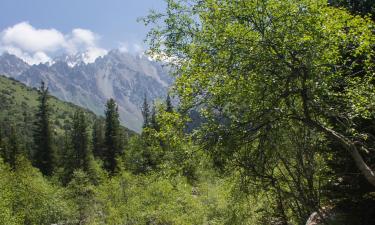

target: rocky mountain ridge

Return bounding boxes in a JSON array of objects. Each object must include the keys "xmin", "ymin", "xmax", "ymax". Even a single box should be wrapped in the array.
[{"xmin": 0, "ymin": 50, "xmax": 172, "ymax": 132}]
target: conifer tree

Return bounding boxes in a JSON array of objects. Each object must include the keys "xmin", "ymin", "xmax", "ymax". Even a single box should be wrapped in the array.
[
  {"xmin": 104, "ymin": 98, "xmax": 121, "ymax": 174},
  {"xmin": 150, "ymin": 104, "xmax": 159, "ymax": 131},
  {"xmin": 0, "ymin": 126, "xmax": 4, "ymax": 160},
  {"xmin": 165, "ymin": 94, "xmax": 173, "ymax": 113},
  {"xmin": 61, "ymin": 128, "xmax": 74, "ymax": 185},
  {"xmin": 0, "ymin": 125, "xmax": 20, "ymax": 169},
  {"xmin": 33, "ymin": 81, "xmax": 55, "ymax": 176},
  {"xmin": 71, "ymin": 110, "xmax": 91, "ymax": 172},
  {"xmin": 92, "ymin": 119, "xmax": 105, "ymax": 160},
  {"xmin": 141, "ymin": 94, "xmax": 150, "ymax": 128},
  {"xmin": 8, "ymin": 126, "xmax": 20, "ymax": 170}
]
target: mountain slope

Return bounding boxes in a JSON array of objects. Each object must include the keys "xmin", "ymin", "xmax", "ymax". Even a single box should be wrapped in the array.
[
  {"xmin": 0, "ymin": 53, "xmax": 30, "ymax": 78},
  {"xmin": 0, "ymin": 50, "xmax": 172, "ymax": 132},
  {"xmin": 0, "ymin": 75, "xmax": 134, "ymax": 137}
]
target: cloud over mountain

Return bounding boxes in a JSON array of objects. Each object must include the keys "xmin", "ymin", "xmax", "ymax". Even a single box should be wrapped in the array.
[{"xmin": 0, "ymin": 22, "xmax": 107, "ymax": 65}]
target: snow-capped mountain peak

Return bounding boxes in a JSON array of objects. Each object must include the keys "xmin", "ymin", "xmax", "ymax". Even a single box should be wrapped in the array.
[{"xmin": 53, "ymin": 50, "xmax": 108, "ymax": 67}]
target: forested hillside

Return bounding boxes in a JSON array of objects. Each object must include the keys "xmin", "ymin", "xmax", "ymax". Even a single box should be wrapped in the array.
[
  {"xmin": 0, "ymin": 75, "xmax": 96, "ymax": 133},
  {"xmin": 0, "ymin": 0, "xmax": 374, "ymax": 224},
  {"xmin": 0, "ymin": 74, "xmax": 237, "ymax": 224},
  {"xmin": 0, "ymin": 49, "xmax": 173, "ymax": 132}
]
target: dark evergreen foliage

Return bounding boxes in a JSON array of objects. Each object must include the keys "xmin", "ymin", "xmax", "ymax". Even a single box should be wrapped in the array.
[
  {"xmin": 92, "ymin": 119, "xmax": 105, "ymax": 159},
  {"xmin": 71, "ymin": 110, "xmax": 91, "ymax": 172},
  {"xmin": 104, "ymin": 98, "xmax": 122, "ymax": 174},
  {"xmin": 33, "ymin": 81, "xmax": 55, "ymax": 176},
  {"xmin": 7, "ymin": 126, "xmax": 20, "ymax": 170},
  {"xmin": 329, "ymin": 0, "xmax": 375, "ymax": 19},
  {"xmin": 165, "ymin": 94, "xmax": 173, "ymax": 113},
  {"xmin": 150, "ymin": 105, "xmax": 159, "ymax": 131},
  {"xmin": 0, "ymin": 125, "xmax": 21, "ymax": 170},
  {"xmin": 141, "ymin": 94, "xmax": 150, "ymax": 128}
]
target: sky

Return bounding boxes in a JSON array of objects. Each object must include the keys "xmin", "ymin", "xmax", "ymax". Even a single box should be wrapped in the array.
[{"xmin": 0, "ymin": 0, "xmax": 166, "ymax": 64}]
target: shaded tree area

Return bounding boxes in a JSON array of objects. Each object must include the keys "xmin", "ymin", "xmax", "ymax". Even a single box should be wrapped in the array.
[
  {"xmin": 0, "ymin": 125, "xmax": 22, "ymax": 170},
  {"xmin": 92, "ymin": 118, "xmax": 105, "ymax": 159},
  {"xmin": 329, "ymin": 0, "xmax": 375, "ymax": 20},
  {"xmin": 325, "ymin": 1, "xmax": 375, "ymax": 221}
]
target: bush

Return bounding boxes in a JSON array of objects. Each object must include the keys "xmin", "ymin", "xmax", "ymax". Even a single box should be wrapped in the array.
[{"xmin": 0, "ymin": 157, "xmax": 73, "ymax": 225}]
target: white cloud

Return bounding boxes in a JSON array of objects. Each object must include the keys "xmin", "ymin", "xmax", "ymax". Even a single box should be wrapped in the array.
[
  {"xmin": 65, "ymin": 28, "xmax": 102, "ymax": 54},
  {"xmin": 118, "ymin": 41, "xmax": 145, "ymax": 54},
  {"xmin": 2, "ymin": 22, "xmax": 65, "ymax": 53},
  {"xmin": 72, "ymin": 28, "xmax": 96, "ymax": 46},
  {"xmin": 2, "ymin": 45, "xmax": 52, "ymax": 65},
  {"xmin": 82, "ymin": 47, "xmax": 108, "ymax": 64},
  {"xmin": 0, "ymin": 22, "xmax": 107, "ymax": 65}
]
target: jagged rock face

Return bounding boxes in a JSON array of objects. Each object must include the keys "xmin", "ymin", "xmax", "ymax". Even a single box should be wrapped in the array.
[
  {"xmin": 0, "ymin": 53, "xmax": 30, "ymax": 77},
  {"xmin": 0, "ymin": 50, "xmax": 172, "ymax": 132}
]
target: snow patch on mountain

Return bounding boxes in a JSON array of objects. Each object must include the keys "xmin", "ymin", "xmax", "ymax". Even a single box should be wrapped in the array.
[{"xmin": 54, "ymin": 50, "xmax": 108, "ymax": 67}]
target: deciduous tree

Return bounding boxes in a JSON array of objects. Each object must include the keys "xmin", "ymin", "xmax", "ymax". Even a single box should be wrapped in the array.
[{"xmin": 144, "ymin": 0, "xmax": 375, "ymax": 187}]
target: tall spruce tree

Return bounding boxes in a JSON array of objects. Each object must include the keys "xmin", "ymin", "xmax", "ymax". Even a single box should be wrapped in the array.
[
  {"xmin": 92, "ymin": 119, "xmax": 105, "ymax": 160},
  {"xmin": 33, "ymin": 81, "xmax": 55, "ymax": 176},
  {"xmin": 61, "ymin": 127, "xmax": 74, "ymax": 185},
  {"xmin": 0, "ymin": 125, "xmax": 20, "ymax": 169},
  {"xmin": 165, "ymin": 94, "xmax": 173, "ymax": 113},
  {"xmin": 0, "ymin": 126, "xmax": 4, "ymax": 161},
  {"xmin": 150, "ymin": 104, "xmax": 159, "ymax": 131},
  {"xmin": 8, "ymin": 126, "xmax": 20, "ymax": 170},
  {"xmin": 141, "ymin": 94, "xmax": 150, "ymax": 128},
  {"xmin": 71, "ymin": 110, "xmax": 91, "ymax": 172},
  {"xmin": 104, "ymin": 98, "xmax": 121, "ymax": 174}
]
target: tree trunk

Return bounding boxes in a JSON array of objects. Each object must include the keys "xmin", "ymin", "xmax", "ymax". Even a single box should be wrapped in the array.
[
  {"xmin": 302, "ymin": 119, "xmax": 375, "ymax": 187},
  {"xmin": 348, "ymin": 145, "xmax": 375, "ymax": 186}
]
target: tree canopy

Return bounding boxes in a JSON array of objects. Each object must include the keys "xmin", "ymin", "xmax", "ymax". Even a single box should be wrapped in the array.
[{"xmin": 144, "ymin": 0, "xmax": 375, "ymax": 186}]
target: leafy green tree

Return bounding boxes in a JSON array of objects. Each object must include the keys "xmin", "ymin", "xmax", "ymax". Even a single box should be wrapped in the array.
[
  {"xmin": 0, "ymin": 156, "xmax": 73, "ymax": 224},
  {"xmin": 104, "ymin": 98, "xmax": 122, "ymax": 174},
  {"xmin": 144, "ymin": 0, "xmax": 375, "ymax": 188},
  {"xmin": 127, "ymin": 101, "xmax": 162, "ymax": 174},
  {"xmin": 125, "ymin": 135, "xmax": 158, "ymax": 174},
  {"xmin": 33, "ymin": 81, "xmax": 55, "ymax": 176},
  {"xmin": 325, "ymin": 0, "xmax": 375, "ymax": 205},
  {"xmin": 67, "ymin": 170, "xmax": 96, "ymax": 224}
]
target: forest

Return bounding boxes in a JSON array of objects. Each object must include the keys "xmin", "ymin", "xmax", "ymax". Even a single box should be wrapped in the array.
[{"xmin": 0, "ymin": 0, "xmax": 374, "ymax": 224}]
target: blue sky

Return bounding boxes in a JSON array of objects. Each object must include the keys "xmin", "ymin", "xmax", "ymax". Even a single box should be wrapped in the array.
[{"xmin": 0, "ymin": 0, "xmax": 166, "ymax": 64}]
